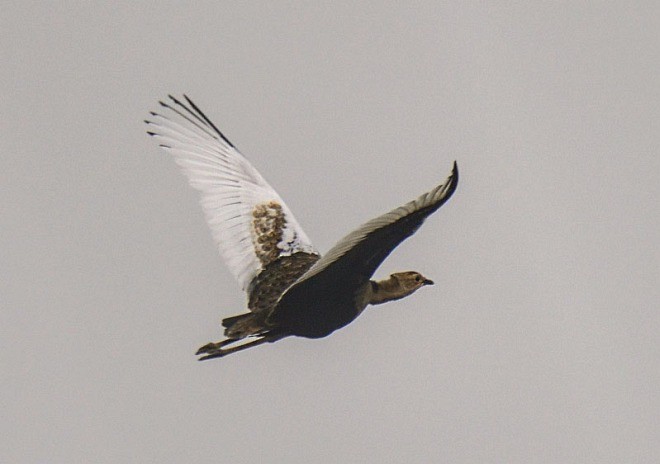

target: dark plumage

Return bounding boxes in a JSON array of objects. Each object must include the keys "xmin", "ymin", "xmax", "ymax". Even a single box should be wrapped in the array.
[{"xmin": 145, "ymin": 95, "xmax": 458, "ymax": 360}]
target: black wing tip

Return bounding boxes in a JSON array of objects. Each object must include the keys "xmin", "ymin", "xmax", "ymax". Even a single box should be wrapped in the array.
[
  {"xmin": 169, "ymin": 94, "xmax": 187, "ymax": 108},
  {"xmin": 157, "ymin": 93, "xmax": 236, "ymax": 149},
  {"xmin": 444, "ymin": 160, "xmax": 459, "ymax": 198},
  {"xmin": 426, "ymin": 160, "xmax": 458, "ymax": 208},
  {"xmin": 181, "ymin": 94, "xmax": 236, "ymax": 149},
  {"xmin": 451, "ymin": 160, "xmax": 458, "ymax": 184}
]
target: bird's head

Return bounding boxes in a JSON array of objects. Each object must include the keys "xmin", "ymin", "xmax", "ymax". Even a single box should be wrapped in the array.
[{"xmin": 390, "ymin": 271, "xmax": 434, "ymax": 293}]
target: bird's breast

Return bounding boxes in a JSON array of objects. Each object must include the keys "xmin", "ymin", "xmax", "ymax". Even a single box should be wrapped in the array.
[{"xmin": 270, "ymin": 281, "xmax": 370, "ymax": 339}]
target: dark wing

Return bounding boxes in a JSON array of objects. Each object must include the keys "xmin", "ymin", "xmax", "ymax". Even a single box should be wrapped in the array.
[
  {"xmin": 268, "ymin": 162, "xmax": 458, "ymax": 336},
  {"xmin": 293, "ymin": 161, "xmax": 458, "ymax": 287}
]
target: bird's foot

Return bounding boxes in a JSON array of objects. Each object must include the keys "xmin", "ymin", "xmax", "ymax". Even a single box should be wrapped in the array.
[
  {"xmin": 195, "ymin": 343, "xmax": 229, "ymax": 361},
  {"xmin": 195, "ymin": 339, "xmax": 235, "ymax": 356},
  {"xmin": 196, "ymin": 342, "xmax": 218, "ymax": 355},
  {"xmin": 195, "ymin": 334, "xmax": 282, "ymax": 361}
]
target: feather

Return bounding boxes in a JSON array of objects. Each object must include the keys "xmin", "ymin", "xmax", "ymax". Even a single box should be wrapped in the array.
[{"xmin": 146, "ymin": 96, "xmax": 317, "ymax": 291}]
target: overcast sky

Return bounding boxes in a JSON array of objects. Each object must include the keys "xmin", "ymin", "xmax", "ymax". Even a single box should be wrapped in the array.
[{"xmin": 2, "ymin": 2, "xmax": 658, "ymax": 463}]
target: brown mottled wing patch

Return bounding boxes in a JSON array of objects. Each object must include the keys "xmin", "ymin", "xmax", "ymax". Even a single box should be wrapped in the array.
[
  {"xmin": 252, "ymin": 201, "xmax": 287, "ymax": 268},
  {"xmin": 247, "ymin": 252, "xmax": 320, "ymax": 315}
]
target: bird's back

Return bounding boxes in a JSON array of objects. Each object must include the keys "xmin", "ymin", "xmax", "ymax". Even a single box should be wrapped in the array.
[{"xmin": 247, "ymin": 252, "xmax": 320, "ymax": 315}]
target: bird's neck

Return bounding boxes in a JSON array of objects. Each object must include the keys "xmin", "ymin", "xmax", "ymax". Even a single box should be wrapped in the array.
[{"xmin": 368, "ymin": 277, "xmax": 412, "ymax": 305}]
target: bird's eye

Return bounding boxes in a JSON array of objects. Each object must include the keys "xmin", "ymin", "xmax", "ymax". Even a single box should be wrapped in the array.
[{"xmin": 415, "ymin": 276, "xmax": 421, "ymax": 282}]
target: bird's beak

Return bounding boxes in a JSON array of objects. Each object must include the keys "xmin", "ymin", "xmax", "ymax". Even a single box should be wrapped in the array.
[{"xmin": 423, "ymin": 278, "xmax": 434, "ymax": 286}]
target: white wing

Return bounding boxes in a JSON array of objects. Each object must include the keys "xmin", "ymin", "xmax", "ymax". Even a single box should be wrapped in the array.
[{"xmin": 145, "ymin": 95, "xmax": 317, "ymax": 291}]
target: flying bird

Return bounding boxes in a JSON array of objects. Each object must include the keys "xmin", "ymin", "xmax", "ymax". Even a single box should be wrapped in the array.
[{"xmin": 145, "ymin": 95, "xmax": 458, "ymax": 360}]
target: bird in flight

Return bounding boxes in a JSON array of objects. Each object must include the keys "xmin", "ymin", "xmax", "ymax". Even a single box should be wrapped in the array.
[{"xmin": 145, "ymin": 95, "xmax": 458, "ymax": 360}]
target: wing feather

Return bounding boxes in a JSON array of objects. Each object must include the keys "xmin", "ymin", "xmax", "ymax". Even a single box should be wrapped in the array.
[
  {"xmin": 291, "ymin": 162, "xmax": 458, "ymax": 288},
  {"xmin": 146, "ymin": 95, "xmax": 317, "ymax": 291}
]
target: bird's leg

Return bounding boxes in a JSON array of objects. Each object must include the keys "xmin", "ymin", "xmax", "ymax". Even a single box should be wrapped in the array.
[
  {"xmin": 196, "ymin": 337, "xmax": 240, "ymax": 355},
  {"xmin": 196, "ymin": 334, "xmax": 283, "ymax": 361}
]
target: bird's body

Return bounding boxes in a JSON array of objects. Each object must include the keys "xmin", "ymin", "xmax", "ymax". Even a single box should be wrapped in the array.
[
  {"xmin": 146, "ymin": 95, "xmax": 458, "ymax": 360},
  {"xmin": 269, "ymin": 271, "xmax": 434, "ymax": 338}
]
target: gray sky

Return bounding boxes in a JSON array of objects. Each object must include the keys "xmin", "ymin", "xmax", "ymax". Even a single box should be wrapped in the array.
[{"xmin": 2, "ymin": 2, "xmax": 658, "ymax": 463}]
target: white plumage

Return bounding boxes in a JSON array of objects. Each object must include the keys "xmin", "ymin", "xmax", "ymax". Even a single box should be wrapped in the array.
[{"xmin": 146, "ymin": 96, "xmax": 316, "ymax": 291}]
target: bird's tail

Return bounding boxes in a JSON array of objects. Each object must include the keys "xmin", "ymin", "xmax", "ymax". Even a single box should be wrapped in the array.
[{"xmin": 221, "ymin": 312, "xmax": 268, "ymax": 339}]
